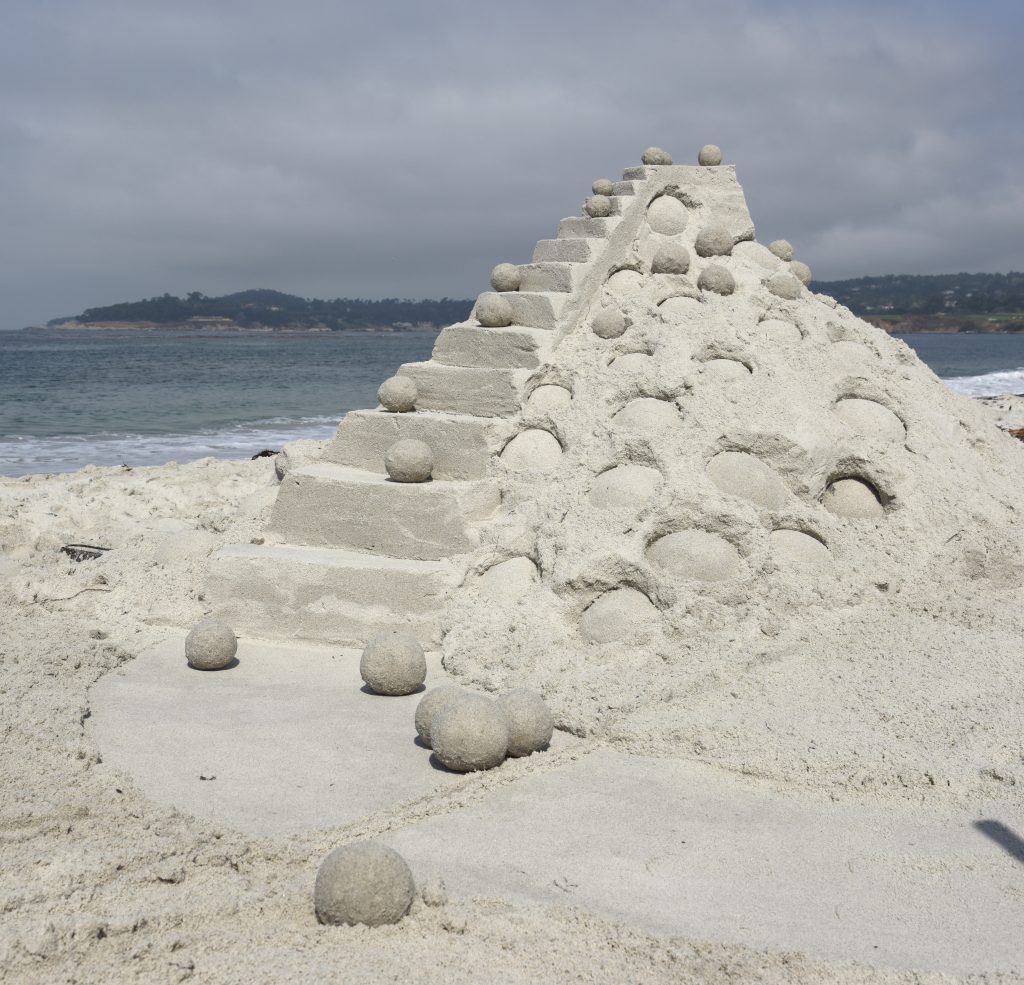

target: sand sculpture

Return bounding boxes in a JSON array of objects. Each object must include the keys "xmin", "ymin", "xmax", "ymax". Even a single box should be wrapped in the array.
[
  {"xmin": 206, "ymin": 145, "xmax": 1024, "ymax": 756},
  {"xmin": 314, "ymin": 842, "xmax": 416, "ymax": 927},
  {"xmin": 184, "ymin": 619, "xmax": 237, "ymax": 670},
  {"xmin": 359, "ymin": 630, "xmax": 427, "ymax": 696}
]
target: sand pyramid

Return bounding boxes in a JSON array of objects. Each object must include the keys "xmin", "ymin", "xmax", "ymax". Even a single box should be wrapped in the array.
[{"xmin": 208, "ymin": 147, "xmax": 1024, "ymax": 786}]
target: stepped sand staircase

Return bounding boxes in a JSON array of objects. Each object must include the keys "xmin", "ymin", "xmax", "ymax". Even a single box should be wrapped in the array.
[{"xmin": 207, "ymin": 163, "xmax": 754, "ymax": 646}]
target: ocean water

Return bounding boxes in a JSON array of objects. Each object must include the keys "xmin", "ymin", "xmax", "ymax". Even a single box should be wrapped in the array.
[{"xmin": 1, "ymin": 328, "xmax": 1023, "ymax": 477}]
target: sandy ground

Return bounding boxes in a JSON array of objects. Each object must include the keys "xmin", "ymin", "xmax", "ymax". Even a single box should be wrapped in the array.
[{"xmin": 0, "ymin": 440, "xmax": 1021, "ymax": 983}]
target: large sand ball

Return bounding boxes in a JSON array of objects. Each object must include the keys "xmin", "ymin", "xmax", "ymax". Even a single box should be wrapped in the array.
[
  {"xmin": 834, "ymin": 398, "xmax": 905, "ymax": 442},
  {"xmin": 768, "ymin": 240, "xmax": 794, "ymax": 261},
  {"xmin": 378, "ymin": 375, "xmax": 417, "ymax": 413},
  {"xmin": 770, "ymin": 529, "xmax": 831, "ymax": 566},
  {"xmin": 592, "ymin": 307, "xmax": 627, "ymax": 339},
  {"xmin": 477, "ymin": 556, "xmax": 539, "ymax": 599},
  {"xmin": 791, "ymin": 260, "xmax": 813, "ymax": 286},
  {"xmin": 614, "ymin": 397, "xmax": 679, "ymax": 430},
  {"xmin": 605, "ymin": 269, "xmax": 644, "ymax": 296},
  {"xmin": 702, "ymin": 358, "xmax": 751, "ymax": 381},
  {"xmin": 642, "ymin": 146, "xmax": 673, "ymax": 165},
  {"xmin": 490, "ymin": 263, "xmax": 521, "ymax": 292},
  {"xmin": 822, "ymin": 478, "xmax": 885, "ymax": 519},
  {"xmin": 360, "ymin": 631, "xmax": 426, "ymax": 696},
  {"xmin": 646, "ymin": 196, "xmax": 688, "ymax": 235},
  {"xmin": 526, "ymin": 384, "xmax": 572, "ymax": 413},
  {"xmin": 580, "ymin": 587, "xmax": 659, "ymax": 644},
  {"xmin": 651, "ymin": 243, "xmax": 690, "ymax": 274},
  {"xmin": 497, "ymin": 689, "xmax": 554, "ymax": 757},
  {"xmin": 698, "ymin": 265, "xmax": 736, "ymax": 296},
  {"xmin": 756, "ymin": 319, "xmax": 801, "ymax": 344},
  {"xmin": 698, "ymin": 144, "xmax": 723, "ymax": 166},
  {"xmin": 694, "ymin": 224, "xmax": 734, "ymax": 257},
  {"xmin": 431, "ymin": 694, "xmax": 509, "ymax": 772},
  {"xmin": 706, "ymin": 452, "xmax": 788, "ymax": 509},
  {"xmin": 414, "ymin": 685, "xmax": 465, "ymax": 748},
  {"xmin": 592, "ymin": 178, "xmax": 615, "ymax": 196},
  {"xmin": 476, "ymin": 293, "xmax": 514, "ymax": 327},
  {"xmin": 589, "ymin": 464, "xmax": 662, "ymax": 510},
  {"xmin": 585, "ymin": 195, "xmax": 612, "ymax": 218},
  {"xmin": 314, "ymin": 842, "xmax": 415, "ymax": 927},
  {"xmin": 500, "ymin": 429, "xmax": 563, "ymax": 470},
  {"xmin": 385, "ymin": 439, "xmax": 433, "ymax": 483},
  {"xmin": 646, "ymin": 530, "xmax": 740, "ymax": 581},
  {"xmin": 609, "ymin": 352, "xmax": 653, "ymax": 373},
  {"xmin": 767, "ymin": 274, "xmax": 802, "ymax": 300},
  {"xmin": 185, "ymin": 619, "xmax": 237, "ymax": 671}
]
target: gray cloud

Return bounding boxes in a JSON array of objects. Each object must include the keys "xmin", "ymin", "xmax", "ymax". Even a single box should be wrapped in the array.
[{"xmin": 1, "ymin": 0, "xmax": 1021, "ymax": 327}]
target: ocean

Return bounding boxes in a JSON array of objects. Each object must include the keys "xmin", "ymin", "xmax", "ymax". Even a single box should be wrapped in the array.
[{"xmin": 1, "ymin": 328, "xmax": 1023, "ymax": 477}]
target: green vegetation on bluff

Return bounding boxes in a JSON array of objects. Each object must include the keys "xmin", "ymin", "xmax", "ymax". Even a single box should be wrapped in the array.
[{"xmin": 814, "ymin": 272, "xmax": 1024, "ymax": 317}]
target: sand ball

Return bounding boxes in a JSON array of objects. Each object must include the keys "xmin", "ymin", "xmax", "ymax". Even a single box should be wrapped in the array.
[
  {"xmin": 592, "ymin": 178, "xmax": 615, "ymax": 196},
  {"xmin": 378, "ymin": 375, "xmax": 417, "ymax": 413},
  {"xmin": 490, "ymin": 263, "xmax": 521, "ymax": 293},
  {"xmin": 580, "ymin": 588, "xmax": 659, "ymax": 644},
  {"xmin": 822, "ymin": 478, "xmax": 885, "ymax": 519},
  {"xmin": 476, "ymin": 293, "xmax": 514, "ymax": 328},
  {"xmin": 642, "ymin": 146, "xmax": 673, "ymax": 165},
  {"xmin": 791, "ymin": 260, "xmax": 813, "ymax": 286},
  {"xmin": 585, "ymin": 195, "xmax": 612, "ymax": 218},
  {"xmin": 314, "ymin": 842, "xmax": 415, "ymax": 927},
  {"xmin": 185, "ymin": 619, "xmax": 237, "ymax": 671},
  {"xmin": 767, "ymin": 273, "xmax": 802, "ymax": 300},
  {"xmin": 414, "ymin": 685, "xmax": 465, "ymax": 748},
  {"xmin": 431, "ymin": 694, "xmax": 509, "ymax": 773},
  {"xmin": 651, "ymin": 243, "xmax": 690, "ymax": 275},
  {"xmin": 496, "ymin": 689, "xmax": 554, "ymax": 758},
  {"xmin": 768, "ymin": 239, "xmax": 794, "ymax": 261},
  {"xmin": 698, "ymin": 265, "xmax": 736, "ymax": 296},
  {"xmin": 360, "ymin": 631, "xmax": 426, "ymax": 696},
  {"xmin": 698, "ymin": 144, "xmax": 722, "ymax": 166},
  {"xmin": 694, "ymin": 224, "xmax": 734, "ymax": 258},
  {"xmin": 592, "ymin": 307, "xmax": 627, "ymax": 339},
  {"xmin": 500, "ymin": 429, "xmax": 563, "ymax": 470},
  {"xmin": 385, "ymin": 439, "xmax": 433, "ymax": 483}
]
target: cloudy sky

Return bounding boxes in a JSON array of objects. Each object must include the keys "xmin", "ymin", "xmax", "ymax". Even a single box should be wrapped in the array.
[{"xmin": 1, "ymin": 0, "xmax": 1021, "ymax": 329}]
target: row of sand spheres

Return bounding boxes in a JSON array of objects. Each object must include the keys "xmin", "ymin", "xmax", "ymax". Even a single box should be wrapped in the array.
[{"xmin": 208, "ymin": 145, "xmax": 1024, "ymax": 781}]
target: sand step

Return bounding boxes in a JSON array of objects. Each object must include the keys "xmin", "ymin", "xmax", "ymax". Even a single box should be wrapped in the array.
[
  {"xmin": 269, "ymin": 462, "xmax": 501, "ymax": 560},
  {"xmin": 322, "ymin": 408, "xmax": 511, "ymax": 480},
  {"xmin": 207, "ymin": 543, "xmax": 460, "ymax": 647},
  {"xmin": 517, "ymin": 262, "xmax": 589, "ymax": 294},
  {"xmin": 557, "ymin": 216, "xmax": 620, "ymax": 239},
  {"xmin": 432, "ymin": 323, "xmax": 553, "ymax": 370},
  {"xmin": 503, "ymin": 291, "xmax": 568, "ymax": 331},
  {"xmin": 532, "ymin": 238, "xmax": 599, "ymax": 263},
  {"xmin": 397, "ymin": 361, "xmax": 528, "ymax": 417}
]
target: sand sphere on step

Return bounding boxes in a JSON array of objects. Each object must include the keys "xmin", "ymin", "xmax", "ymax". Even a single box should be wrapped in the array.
[
  {"xmin": 184, "ymin": 619, "xmax": 237, "ymax": 671},
  {"xmin": 377, "ymin": 375, "xmax": 417, "ymax": 413},
  {"xmin": 698, "ymin": 144, "xmax": 722, "ymax": 166},
  {"xmin": 592, "ymin": 178, "xmax": 614, "ymax": 196},
  {"xmin": 592, "ymin": 307, "xmax": 627, "ymax": 339},
  {"xmin": 490, "ymin": 263, "xmax": 521, "ymax": 293},
  {"xmin": 768, "ymin": 239, "xmax": 794, "ymax": 261},
  {"xmin": 385, "ymin": 439, "xmax": 434, "ymax": 483},
  {"xmin": 496, "ymin": 689, "xmax": 553, "ymax": 757},
  {"xmin": 642, "ymin": 146, "xmax": 673, "ymax": 165},
  {"xmin": 476, "ymin": 293, "xmax": 514, "ymax": 328},
  {"xmin": 698, "ymin": 264, "xmax": 736, "ymax": 296},
  {"xmin": 791, "ymin": 260, "xmax": 813, "ymax": 286},
  {"xmin": 414, "ymin": 685, "xmax": 465, "ymax": 748},
  {"xmin": 651, "ymin": 243, "xmax": 690, "ymax": 275},
  {"xmin": 585, "ymin": 195, "xmax": 612, "ymax": 218},
  {"xmin": 314, "ymin": 842, "xmax": 415, "ymax": 927},
  {"xmin": 360, "ymin": 631, "xmax": 427, "ymax": 696},
  {"xmin": 694, "ymin": 224, "xmax": 734, "ymax": 258},
  {"xmin": 767, "ymin": 273, "xmax": 803, "ymax": 300},
  {"xmin": 430, "ymin": 694, "xmax": 509, "ymax": 772}
]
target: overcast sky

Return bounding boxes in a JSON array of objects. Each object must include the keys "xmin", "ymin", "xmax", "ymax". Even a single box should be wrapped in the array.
[{"xmin": 1, "ymin": 0, "xmax": 1022, "ymax": 329}]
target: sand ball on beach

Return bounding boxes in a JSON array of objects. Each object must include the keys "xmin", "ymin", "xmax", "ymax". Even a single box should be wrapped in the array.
[
  {"xmin": 592, "ymin": 178, "xmax": 614, "ymax": 196},
  {"xmin": 791, "ymin": 260, "xmax": 813, "ymax": 286},
  {"xmin": 698, "ymin": 144, "xmax": 722, "ymax": 166},
  {"xmin": 767, "ymin": 273, "xmax": 803, "ymax": 300},
  {"xmin": 360, "ymin": 631, "xmax": 427, "ymax": 696},
  {"xmin": 642, "ymin": 147, "xmax": 673, "ymax": 165},
  {"xmin": 496, "ymin": 689, "xmax": 553, "ymax": 757},
  {"xmin": 431, "ymin": 694, "xmax": 509, "ymax": 772},
  {"xmin": 185, "ymin": 619, "xmax": 237, "ymax": 671},
  {"xmin": 768, "ymin": 239, "xmax": 794, "ymax": 261},
  {"xmin": 385, "ymin": 439, "xmax": 433, "ymax": 483},
  {"xmin": 585, "ymin": 195, "xmax": 612, "ymax": 218},
  {"xmin": 490, "ymin": 263, "xmax": 521, "ymax": 293},
  {"xmin": 414, "ymin": 685, "xmax": 465, "ymax": 748},
  {"xmin": 378, "ymin": 375, "xmax": 417, "ymax": 413},
  {"xmin": 476, "ymin": 293, "xmax": 514, "ymax": 328},
  {"xmin": 698, "ymin": 265, "xmax": 736, "ymax": 296},
  {"xmin": 592, "ymin": 307, "xmax": 627, "ymax": 339},
  {"xmin": 314, "ymin": 842, "xmax": 415, "ymax": 927},
  {"xmin": 651, "ymin": 243, "xmax": 690, "ymax": 275},
  {"xmin": 694, "ymin": 224, "xmax": 734, "ymax": 258}
]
